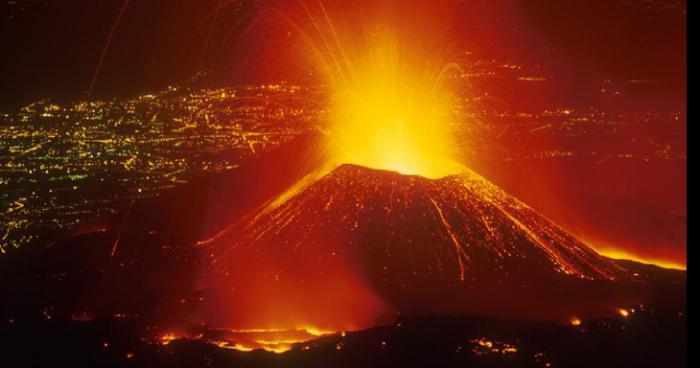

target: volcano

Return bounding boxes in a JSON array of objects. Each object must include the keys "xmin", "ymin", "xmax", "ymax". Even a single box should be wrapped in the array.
[{"xmin": 198, "ymin": 164, "xmax": 645, "ymax": 331}]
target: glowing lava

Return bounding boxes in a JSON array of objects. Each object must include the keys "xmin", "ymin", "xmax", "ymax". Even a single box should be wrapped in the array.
[
  {"xmin": 323, "ymin": 32, "xmax": 463, "ymax": 178},
  {"xmin": 292, "ymin": 0, "xmax": 466, "ymax": 178},
  {"xmin": 159, "ymin": 328, "xmax": 334, "ymax": 354}
]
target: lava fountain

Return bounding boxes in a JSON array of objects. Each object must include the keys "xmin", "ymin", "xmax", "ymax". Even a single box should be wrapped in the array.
[
  {"xmin": 306, "ymin": 0, "xmax": 467, "ymax": 178},
  {"xmin": 243, "ymin": 0, "xmax": 469, "ymax": 177}
]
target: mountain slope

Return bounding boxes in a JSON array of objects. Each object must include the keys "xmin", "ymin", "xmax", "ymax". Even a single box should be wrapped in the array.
[{"xmin": 200, "ymin": 164, "xmax": 639, "ymax": 328}]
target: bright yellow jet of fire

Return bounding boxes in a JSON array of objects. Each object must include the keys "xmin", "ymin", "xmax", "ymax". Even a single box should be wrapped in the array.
[{"xmin": 297, "ymin": 1, "xmax": 465, "ymax": 178}]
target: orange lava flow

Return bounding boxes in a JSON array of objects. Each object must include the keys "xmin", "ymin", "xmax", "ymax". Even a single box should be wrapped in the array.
[
  {"xmin": 215, "ymin": 327, "xmax": 334, "ymax": 353},
  {"xmin": 159, "ymin": 328, "xmax": 334, "ymax": 354}
]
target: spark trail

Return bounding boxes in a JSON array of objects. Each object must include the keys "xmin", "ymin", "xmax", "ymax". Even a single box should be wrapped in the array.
[{"xmin": 88, "ymin": 0, "xmax": 131, "ymax": 99}]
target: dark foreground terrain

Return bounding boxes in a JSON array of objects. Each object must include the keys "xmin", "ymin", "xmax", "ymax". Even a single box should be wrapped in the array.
[{"xmin": 0, "ymin": 302, "xmax": 687, "ymax": 367}]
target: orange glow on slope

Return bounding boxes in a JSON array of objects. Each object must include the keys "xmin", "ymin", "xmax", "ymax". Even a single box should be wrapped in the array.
[
  {"xmin": 295, "ymin": 0, "xmax": 465, "ymax": 178},
  {"xmin": 588, "ymin": 244, "xmax": 686, "ymax": 271}
]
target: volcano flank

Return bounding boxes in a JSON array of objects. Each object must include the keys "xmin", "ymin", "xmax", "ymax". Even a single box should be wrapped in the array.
[{"xmin": 199, "ymin": 164, "xmax": 653, "ymax": 330}]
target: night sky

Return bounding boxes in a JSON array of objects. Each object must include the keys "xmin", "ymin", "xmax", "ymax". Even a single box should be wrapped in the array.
[{"xmin": 0, "ymin": 0, "xmax": 686, "ymax": 110}]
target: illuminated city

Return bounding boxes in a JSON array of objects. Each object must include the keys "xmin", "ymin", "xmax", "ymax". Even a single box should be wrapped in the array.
[{"xmin": 0, "ymin": 0, "xmax": 686, "ymax": 367}]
